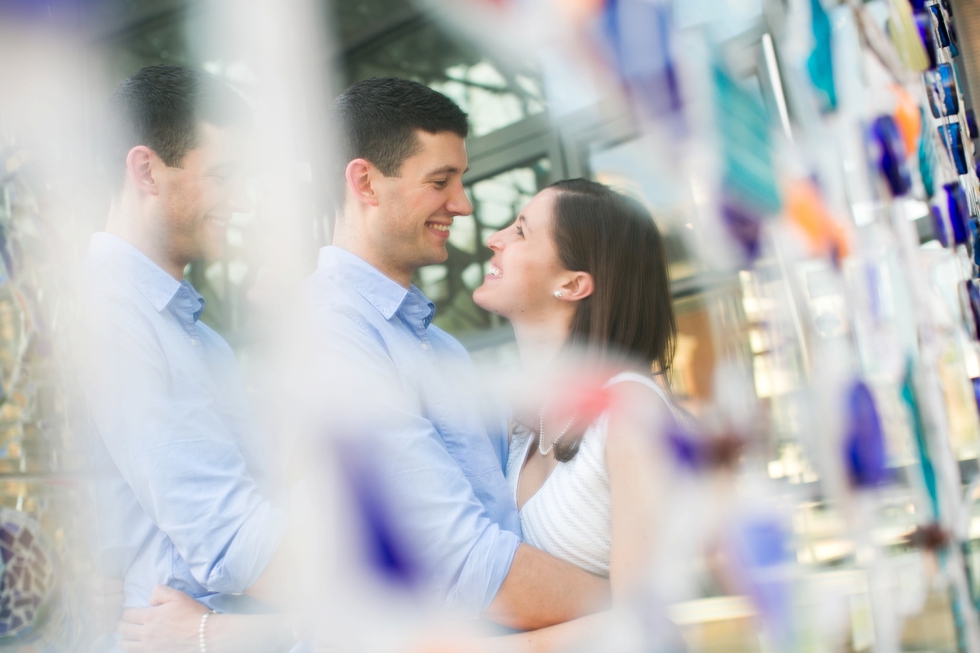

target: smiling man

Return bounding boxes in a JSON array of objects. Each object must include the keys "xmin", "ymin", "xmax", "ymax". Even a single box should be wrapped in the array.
[
  {"xmin": 79, "ymin": 65, "xmax": 288, "ymax": 636},
  {"xmin": 305, "ymin": 77, "xmax": 610, "ymax": 630}
]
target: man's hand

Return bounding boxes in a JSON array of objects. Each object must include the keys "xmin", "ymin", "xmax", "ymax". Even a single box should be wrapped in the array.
[{"xmin": 118, "ymin": 585, "xmax": 208, "ymax": 653}]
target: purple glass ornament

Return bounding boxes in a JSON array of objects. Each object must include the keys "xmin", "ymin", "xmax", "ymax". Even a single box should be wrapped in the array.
[
  {"xmin": 915, "ymin": 11, "xmax": 938, "ymax": 70},
  {"xmin": 721, "ymin": 199, "xmax": 763, "ymax": 261},
  {"xmin": 871, "ymin": 115, "xmax": 911, "ymax": 196},
  {"xmin": 844, "ymin": 381, "xmax": 889, "ymax": 488},
  {"xmin": 946, "ymin": 181, "xmax": 970, "ymax": 245}
]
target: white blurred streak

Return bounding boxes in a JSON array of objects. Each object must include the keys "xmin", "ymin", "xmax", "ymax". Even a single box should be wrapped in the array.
[{"xmin": 0, "ymin": 13, "xmax": 119, "ymax": 650}]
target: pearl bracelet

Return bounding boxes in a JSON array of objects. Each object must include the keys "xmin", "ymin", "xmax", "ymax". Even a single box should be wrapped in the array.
[{"xmin": 199, "ymin": 609, "xmax": 216, "ymax": 653}]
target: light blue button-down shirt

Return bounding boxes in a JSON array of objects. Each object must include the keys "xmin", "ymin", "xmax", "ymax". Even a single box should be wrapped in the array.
[
  {"xmin": 79, "ymin": 233, "xmax": 287, "ymax": 613},
  {"xmin": 305, "ymin": 246, "xmax": 521, "ymax": 613}
]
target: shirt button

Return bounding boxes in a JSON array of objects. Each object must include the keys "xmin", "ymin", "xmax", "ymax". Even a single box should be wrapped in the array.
[
  {"xmin": 190, "ymin": 338, "xmax": 198, "ymax": 346},
  {"xmin": 420, "ymin": 342, "xmax": 430, "ymax": 351}
]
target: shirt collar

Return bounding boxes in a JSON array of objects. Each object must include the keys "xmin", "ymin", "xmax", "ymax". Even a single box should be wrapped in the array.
[
  {"xmin": 87, "ymin": 232, "xmax": 206, "ymax": 321},
  {"xmin": 317, "ymin": 246, "xmax": 435, "ymax": 327}
]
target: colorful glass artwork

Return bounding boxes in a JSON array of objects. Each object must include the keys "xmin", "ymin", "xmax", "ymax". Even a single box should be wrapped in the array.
[
  {"xmin": 938, "ymin": 122, "xmax": 968, "ymax": 175},
  {"xmin": 0, "ymin": 509, "xmax": 55, "ymax": 640},
  {"xmin": 926, "ymin": 63, "xmax": 959, "ymax": 118},
  {"xmin": 871, "ymin": 115, "xmax": 911, "ymax": 196}
]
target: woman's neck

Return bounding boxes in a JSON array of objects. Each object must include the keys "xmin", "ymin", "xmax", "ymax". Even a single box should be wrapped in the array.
[{"xmin": 512, "ymin": 312, "xmax": 572, "ymax": 375}]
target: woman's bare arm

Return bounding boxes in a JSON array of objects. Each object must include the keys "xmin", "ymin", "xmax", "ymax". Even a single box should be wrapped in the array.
[
  {"xmin": 118, "ymin": 585, "xmax": 294, "ymax": 653},
  {"xmin": 606, "ymin": 381, "xmax": 672, "ymax": 601}
]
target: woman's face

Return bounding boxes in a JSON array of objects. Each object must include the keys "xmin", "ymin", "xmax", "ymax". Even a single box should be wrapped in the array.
[{"xmin": 473, "ymin": 187, "xmax": 570, "ymax": 321}]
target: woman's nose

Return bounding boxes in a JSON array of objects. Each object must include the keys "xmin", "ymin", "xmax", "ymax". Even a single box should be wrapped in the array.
[{"xmin": 486, "ymin": 230, "xmax": 503, "ymax": 251}]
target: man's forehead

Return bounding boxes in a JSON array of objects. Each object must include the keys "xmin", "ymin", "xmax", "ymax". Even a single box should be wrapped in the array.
[{"xmin": 408, "ymin": 131, "xmax": 467, "ymax": 169}]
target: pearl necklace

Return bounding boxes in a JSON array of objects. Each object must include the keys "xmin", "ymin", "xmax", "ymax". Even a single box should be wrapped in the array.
[{"xmin": 538, "ymin": 411, "xmax": 576, "ymax": 456}]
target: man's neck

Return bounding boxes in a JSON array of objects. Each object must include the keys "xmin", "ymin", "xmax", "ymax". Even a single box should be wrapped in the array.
[
  {"xmin": 331, "ymin": 230, "xmax": 413, "ymax": 289},
  {"xmin": 105, "ymin": 200, "xmax": 185, "ymax": 281}
]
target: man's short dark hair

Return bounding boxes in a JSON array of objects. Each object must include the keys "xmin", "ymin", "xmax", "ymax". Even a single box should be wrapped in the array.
[
  {"xmin": 334, "ymin": 77, "xmax": 469, "ymax": 179},
  {"xmin": 107, "ymin": 64, "xmax": 249, "ymax": 192}
]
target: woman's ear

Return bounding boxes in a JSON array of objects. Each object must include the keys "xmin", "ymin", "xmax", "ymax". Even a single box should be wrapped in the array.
[
  {"xmin": 560, "ymin": 271, "xmax": 594, "ymax": 302},
  {"xmin": 345, "ymin": 158, "xmax": 380, "ymax": 207}
]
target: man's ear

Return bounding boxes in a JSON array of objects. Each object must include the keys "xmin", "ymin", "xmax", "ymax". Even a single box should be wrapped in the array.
[
  {"xmin": 559, "ymin": 271, "xmax": 594, "ymax": 302},
  {"xmin": 125, "ymin": 146, "xmax": 160, "ymax": 196},
  {"xmin": 345, "ymin": 158, "xmax": 380, "ymax": 208}
]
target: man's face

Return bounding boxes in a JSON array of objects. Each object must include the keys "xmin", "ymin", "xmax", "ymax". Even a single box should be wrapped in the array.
[
  {"xmin": 155, "ymin": 122, "xmax": 250, "ymax": 265},
  {"xmin": 369, "ymin": 131, "xmax": 472, "ymax": 280}
]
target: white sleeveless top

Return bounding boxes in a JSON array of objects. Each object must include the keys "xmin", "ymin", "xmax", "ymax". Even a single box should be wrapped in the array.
[{"xmin": 505, "ymin": 372, "xmax": 676, "ymax": 578}]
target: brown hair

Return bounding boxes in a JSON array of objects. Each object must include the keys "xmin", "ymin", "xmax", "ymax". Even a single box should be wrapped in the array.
[{"xmin": 547, "ymin": 178, "xmax": 676, "ymax": 461}]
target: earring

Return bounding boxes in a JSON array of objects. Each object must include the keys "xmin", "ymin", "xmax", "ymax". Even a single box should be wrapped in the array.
[{"xmin": 554, "ymin": 291, "xmax": 563, "ymax": 298}]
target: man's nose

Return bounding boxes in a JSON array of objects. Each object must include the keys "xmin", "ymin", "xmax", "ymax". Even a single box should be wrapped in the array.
[{"xmin": 447, "ymin": 182, "xmax": 472, "ymax": 216}]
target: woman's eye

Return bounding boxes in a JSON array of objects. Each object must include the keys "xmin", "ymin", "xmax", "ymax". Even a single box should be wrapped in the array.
[{"xmin": 516, "ymin": 226, "xmax": 524, "ymax": 237}]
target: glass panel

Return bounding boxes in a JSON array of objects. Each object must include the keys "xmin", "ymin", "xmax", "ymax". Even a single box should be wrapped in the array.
[
  {"xmin": 589, "ymin": 136, "xmax": 698, "ymax": 281},
  {"xmin": 415, "ymin": 158, "xmax": 551, "ymax": 336},
  {"xmin": 332, "ymin": 0, "xmax": 416, "ymax": 46},
  {"xmin": 105, "ymin": 11, "xmax": 194, "ymax": 77},
  {"xmin": 344, "ymin": 21, "xmax": 545, "ymax": 138}
]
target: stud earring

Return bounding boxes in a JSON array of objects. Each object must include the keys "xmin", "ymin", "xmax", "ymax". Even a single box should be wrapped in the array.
[{"xmin": 554, "ymin": 291, "xmax": 563, "ymax": 298}]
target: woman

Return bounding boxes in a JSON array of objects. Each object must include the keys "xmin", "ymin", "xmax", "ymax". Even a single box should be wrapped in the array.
[
  {"xmin": 474, "ymin": 177, "xmax": 678, "ymax": 608},
  {"xmin": 117, "ymin": 179, "xmax": 679, "ymax": 652}
]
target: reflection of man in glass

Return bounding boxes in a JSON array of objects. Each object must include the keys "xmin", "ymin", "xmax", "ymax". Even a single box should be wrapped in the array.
[
  {"xmin": 306, "ymin": 77, "xmax": 609, "ymax": 629},
  {"xmin": 79, "ymin": 65, "xmax": 287, "ymax": 637}
]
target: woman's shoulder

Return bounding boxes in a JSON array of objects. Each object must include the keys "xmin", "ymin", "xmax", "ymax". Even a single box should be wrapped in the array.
[{"xmin": 600, "ymin": 371, "xmax": 676, "ymax": 458}]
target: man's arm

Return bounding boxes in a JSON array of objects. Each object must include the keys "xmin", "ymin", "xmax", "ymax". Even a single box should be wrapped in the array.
[
  {"xmin": 81, "ymin": 297, "xmax": 286, "ymax": 596},
  {"xmin": 262, "ymin": 306, "xmax": 522, "ymax": 612},
  {"xmin": 484, "ymin": 544, "xmax": 611, "ymax": 631}
]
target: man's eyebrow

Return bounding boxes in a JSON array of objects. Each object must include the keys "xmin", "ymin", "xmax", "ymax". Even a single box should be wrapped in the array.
[
  {"xmin": 426, "ymin": 165, "xmax": 468, "ymax": 176},
  {"xmin": 517, "ymin": 214, "xmax": 528, "ymax": 230}
]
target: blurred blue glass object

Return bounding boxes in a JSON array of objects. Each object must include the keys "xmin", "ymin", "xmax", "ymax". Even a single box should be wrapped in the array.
[
  {"xmin": 939, "ymin": 123, "xmax": 968, "ymax": 174},
  {"xmin": 946, "ymin": 181, "xmax": 970, "ymax": 244},
  {"xmin": 844, "ymin": 381, "xmax": 888, "ymax": 488},
  {"xmin": 807, "ymin": 0, "xmax": 837, "ymax": 112},
  {"xmin": 926, "ymin": 64, "xmax": 959, "ymax": 118},
  {"xmin": 714, "ymin": 65, "xmax": 781, "ymax": 215},
  {"xmin": 336, "ymin": 440, "xmax": 421, "ymax": 589},
  {"xmin": 931, "ymin": 5, "xmax": 951, "ymax": 47},
  {"xmin": 601, "ymin": 0, "xmax": 681, "ymax": 116},
  {"xmin": 915, "ymin": 11, "xmax": 938, "ymax": 70},
  {"xmin": 733, "ymin": 516, "xmax": 793, "ymax": 646},
  {"xmin": 871, "ymin": 115, "xmax": 911, "ymax": 196}
]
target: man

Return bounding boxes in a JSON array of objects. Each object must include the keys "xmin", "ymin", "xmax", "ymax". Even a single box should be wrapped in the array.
[
  {"xmin": 306, "ymin": 77, "xmax": 608, "ymax": 630},
  {"xmin": 79, "ymin": 65, "xmax": 288, "ymax": 625}
]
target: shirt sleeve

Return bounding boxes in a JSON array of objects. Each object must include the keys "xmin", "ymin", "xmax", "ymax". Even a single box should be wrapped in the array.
[
  {"xmin": 81, "ymin": 294, "xmax": 287, "ymax": 595},
  {"xmin": 309, "ymin": 304, "xmax": 520, "ymax": 613}
]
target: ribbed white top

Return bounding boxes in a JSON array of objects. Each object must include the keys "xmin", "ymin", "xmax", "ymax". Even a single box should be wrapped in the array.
[{"xmin": 506, "ymin": 372, "xmax": 675, "ymax": 578}]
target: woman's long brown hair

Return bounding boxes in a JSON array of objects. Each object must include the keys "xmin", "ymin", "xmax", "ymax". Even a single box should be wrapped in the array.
[{"xmin": 546, "ymin": 178, "xmax": 676, "ymax": 462}]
